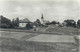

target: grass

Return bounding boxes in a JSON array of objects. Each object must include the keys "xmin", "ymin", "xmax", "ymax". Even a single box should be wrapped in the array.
[
  {"xmin": 27, "ymin": 34, "xmax": 75, "ymax": 43},
  {"xmin": 46, "ymin": 27, "xmax": 79, "ymax": 35},
  {"xmin": 0, "ymin": 31, "xmax": 34, "ymax": 40},
  {"xmin": 0, "ymin": 27, "xmax": 79, "ymax": 52},
  {"xmin": 0, "ymin": 37, "xmax": 78, "ymax": 52}
]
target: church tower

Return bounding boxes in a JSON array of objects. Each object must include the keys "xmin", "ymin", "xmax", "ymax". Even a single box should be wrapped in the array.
[{"xmin": 41, "ymin": 14, "xmax": 44, "ymax": 24}]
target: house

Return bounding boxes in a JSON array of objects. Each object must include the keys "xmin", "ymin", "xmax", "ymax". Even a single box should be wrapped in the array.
[{"xmin": 19, "ymin": 18, "xmax": 31, "ymax": 28}]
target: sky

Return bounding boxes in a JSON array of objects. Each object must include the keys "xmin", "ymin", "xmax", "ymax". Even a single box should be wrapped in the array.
[{"xmin": 0, "ymin": 0, "xmax": 80, "ymax": 22}]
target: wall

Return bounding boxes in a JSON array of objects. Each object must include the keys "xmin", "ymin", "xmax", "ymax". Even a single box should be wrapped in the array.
[{"xmin": 19, "ymin": 23, "xmax": 27, "ymax": 27}]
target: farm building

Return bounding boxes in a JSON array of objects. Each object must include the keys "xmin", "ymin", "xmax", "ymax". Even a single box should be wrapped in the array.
[{"xmin": 19, "ymin": 18, "xmax": 31, "ymax": 28}]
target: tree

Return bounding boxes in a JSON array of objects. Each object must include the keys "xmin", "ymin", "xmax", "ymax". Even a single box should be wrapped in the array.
[
  {"xmin": 35, "ymin": 19, "xmax": 41, "ymax": 26},
  {"xmin": 0, "ymin": 15, "xmax": 11, "ymax": 24},
  {"xmin": 36, "ymin": 19, "xmax": 41, "ymax": 24},
  {"xmin": 11, "ymin": 19, "xmax": 15, "ymax": 28},
  {"xmin": 77, "ymin": 19, "xmax": 80, "ymax": 28},
  {"xmin": 64, "ymin": 19, "xmax": 76, "ymax": 27},
  {"xmin": 15, "ymin": 17, "xmax": 19, "ymax": 27},
  {"xmin": 12, "ymin": 17, "xmax": 19, "ymax": 28},
  {"xmin": 32, "ymin": 19, "xmax": 41, "ymax": 27},
  {"xmin": 0, "ymin": 15, "xmax": 12, "ymax": 28},
  {"xmin": 50, "ymin": 21, "xmax": 59, "ymax": 24},
  {"xmin": 26, "ymin": 23, "xmax": 32, "ymax": 29}
]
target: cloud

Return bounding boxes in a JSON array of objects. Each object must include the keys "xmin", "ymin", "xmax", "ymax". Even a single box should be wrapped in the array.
[{"xmin": 0, "ymin": 0, "xmax": 80, "ymax": 22}]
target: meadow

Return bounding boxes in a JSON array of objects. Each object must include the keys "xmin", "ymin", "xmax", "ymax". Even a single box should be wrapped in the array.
[{"xmin": 0, "ymin": 27, "xmax": 79, "ymax": 52}]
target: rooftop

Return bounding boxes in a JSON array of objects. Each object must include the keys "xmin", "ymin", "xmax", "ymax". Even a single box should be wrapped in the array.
[{"xmin": 19, "ymin": 18, "xmax": 31, "ymax": 23}]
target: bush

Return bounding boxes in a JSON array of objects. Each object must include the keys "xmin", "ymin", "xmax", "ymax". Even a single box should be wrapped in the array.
[
  {"xmin": 0, "ymin": 24, "xmax": 10, "ymax": 28},
  {"xmin": 26, "ymin": 23, "xmax": 33, "ymax": 29}
]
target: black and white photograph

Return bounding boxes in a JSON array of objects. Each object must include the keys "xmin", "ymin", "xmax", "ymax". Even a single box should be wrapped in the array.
[{"xmin": 0, "ymin": 0, "xmax": 80, "ymax": 52}]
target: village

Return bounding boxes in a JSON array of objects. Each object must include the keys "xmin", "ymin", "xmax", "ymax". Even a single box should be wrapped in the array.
[
  {"xmin": 0, "ymin": 0, "xmax": 80, "ymax": 52},
  {"xmin": 18, "ymin": 14, "xmax": 80, "ymax": 32},
  {"xmin": 0, "ymin": 14, "xmax": 80, "ymax": 52},
  {"xmin": 0, "ymin": 14, "xmax": 80, "ymax": 30}
]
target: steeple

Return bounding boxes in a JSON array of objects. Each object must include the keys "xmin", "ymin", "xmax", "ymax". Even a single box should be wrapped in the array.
[
  {"xmin": 41, "ymin": 14, "xmax": 44, "ymax": 19},
  {"xmin": 41, "ymin": 14, "xmax": 45, "ymax": 24}
]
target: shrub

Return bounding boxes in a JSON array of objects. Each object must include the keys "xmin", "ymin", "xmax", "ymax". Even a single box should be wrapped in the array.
[{"xmin": 0, "ymin": 24, "xmax": 10, "ymax": 28}]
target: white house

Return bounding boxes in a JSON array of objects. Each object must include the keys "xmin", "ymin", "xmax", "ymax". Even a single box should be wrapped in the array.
[{"xmin": 19, "ymin": 18, "xmax": 31, "ymax": 28}]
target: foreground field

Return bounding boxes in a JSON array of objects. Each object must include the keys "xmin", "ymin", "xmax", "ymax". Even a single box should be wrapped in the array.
[
  {"xmin": 0, "ymin": 30, "xmax": 79, "ymax": 52},
  {"xmin": 0, "ymin": 37, "xmax": 78, "ymax": 52}
]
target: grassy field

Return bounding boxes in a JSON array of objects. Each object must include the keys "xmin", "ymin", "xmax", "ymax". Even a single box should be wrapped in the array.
[
  {"xmin": 0, "ymin": 37, "xmax": 78, "ymax": 52},
  {"xmin": 27, "ymin": 34, "xmax": 75, "ymax": 43},
  {"xmin": 0, "ymin": 28, "xmax": 79, "ymax": 52},
  {"xmin": 45, "ymin": 27, "xmax": 79, "ymax": 35}
]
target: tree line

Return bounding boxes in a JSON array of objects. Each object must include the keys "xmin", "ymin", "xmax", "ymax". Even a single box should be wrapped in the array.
[
  {"xmin": 0, "ymin": 15, "xmax": 80, "ymax": 29},
  {"xmin": 0, "ymin": 15, "xmax": 19, "ymax": 28}
]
